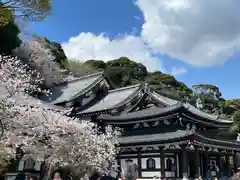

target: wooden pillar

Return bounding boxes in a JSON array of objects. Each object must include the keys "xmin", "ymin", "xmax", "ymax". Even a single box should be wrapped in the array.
[
  {"xmin": 225, "ymin": 154, "xmax": 230, "ymax": 177},
  {"xmin": 216, "ymin": 154, "xmax": 220, "ymax": 178},
  {"xmin": 174, "ymin": 153, "xmax": 178, "ymax": 178},
  {"xmin": 160, "ymin": 148, "xmax": 165, "ymax": 178},
  {"xmin": 195, "ymin": 150, "xmax": 200, "ymax": 178},
  {"xmin": 137, "ymin": 148, "xmax": 142, "ymax": 178},
  {"xmin": 204, "ymin": 151, "xmax": 209, "ymax": 178},
  {"xmin": 234, "ymin": 151, "xmax": 237, "ymax": 173},
  {"xmin": 182, "ymin": 148, "xmax": 188, "ymax": 178},
  {"xmin": 117, "ymin": 155, "xmax": 121, "ymax": 178}
]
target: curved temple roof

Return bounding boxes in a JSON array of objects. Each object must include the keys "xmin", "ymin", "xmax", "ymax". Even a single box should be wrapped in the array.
[
  {"xmin": 98, "ymin": 102, "xmax": 232, "ymax": 126},
  {"xmin": 150, "ymin": 91, "xmax": 232, "ymax": 122},
  {"xmin": 98, "ymin": 104, "xmax": 181, "ymax": 122},
  {"xmin": 118, "ymin": 130, "xmax": 191, "ymax": 145},
  {"xmin": 77, "ymin": 84, "xmax": 141, "ymax": 115},
  {"xmin": 65, "ymin": 79, "xmax": 232, "ymax": 125},
  {"xmin": 41, "ymin": 72, "xmax": 104, "ymax": 104},
  {"xmin": 118, "ymin": 129, "xmax": 240, "ymax": 150}
]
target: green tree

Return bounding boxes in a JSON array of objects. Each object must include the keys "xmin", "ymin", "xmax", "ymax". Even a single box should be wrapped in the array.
[
  {"xmin": 65, "ymin": 60, "xmax": 99, "ymax": 77},
  {"xmin": 104, "ymin": 57, "xmax": 148, "ymax": 87},
  {"xmin": 84, "ymin": 60, "xmax": 106, "ymax": 70},
  {"xmin": 146, "ymin": 71, "xmax": 192, "ymax": 100},
  {"xmin": 218, "ymin": 100, "xmax": 236, "ymax": 115},
  {"xmin": 229, "ymin": 110, "xmax": 240, "ymax": 133},
  {"xmin": 225, "ymin": 99, "xmax": 240, "ymax": 110},
  {"xmin": 192, "ymin": 84, "xmax": 223, "ymax": 112},
  {"xmin": 0, "ymin": 0, "xmax": 51, "ymax": 26},
  {"xmin": 0, "ymin": 18, "xmax": 21, "ymax": 54}
]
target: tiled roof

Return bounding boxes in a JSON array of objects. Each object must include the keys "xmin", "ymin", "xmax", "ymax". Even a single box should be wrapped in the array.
[
  {"xmin": 99, "ymin": 104, "xmax": 181, "ymax": 121},
  {"xmin": 78, "ymin": 84, "xmax": 141, "ymax": 114},
  {"xmin": 151, "ymin": 90, "xmax": 178, "ymax": 106},
  {"xmin": 183, "ymin": 103, "xmax": 232, "ymax": 123},
  {"xmin": 42, "ymin": 72, "xmax": 104, "ymax": 104},
  {"xmin": 149, "ymin": 90, "xmax": 231, "ymax": 123},
  {"xmin": 99, "ymin": 103, "xmax": 232, "ymax": 125},
  {"xmin": 118, "ymin": 130, "xmax": 191, "ymax": 144},
  {"xmin": 118, "ymin": 130, "xmax": 240, "ymax": 148}
]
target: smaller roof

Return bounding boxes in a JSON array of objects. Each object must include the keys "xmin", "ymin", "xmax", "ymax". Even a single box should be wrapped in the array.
[
  {"xmin": 98, "ymin": 104, "xmax": 181, "ymax": 121},
  {"xmin": 183, "ymin": 103, "xmax": 232, "ymax": 123},
  {"xmin": 150, "ymin": 90, "xmax": 178, "ymax": 106},
  {"xmin": 77, "ymin": 84, "xmax": 141, "ymax": 114},
  {"xmin": 118, "ymin": 129, "xmax": 240, "ymax": 150},
  {"xmin": 41, "ymin": 72, "xmax": 104, "ymax": 104},
  {"xmin": 118, "ymin": 130, "xmax": 191, "ymax": 145},
  {"xmin": 148, "ymin": 89, "xmax": 232, "ymax": 123}
]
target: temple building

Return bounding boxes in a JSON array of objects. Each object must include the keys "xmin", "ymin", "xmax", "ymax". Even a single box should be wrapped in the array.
[{"xmin": 41, "ymin": 72, "xmax": 240, "ymax": 179}]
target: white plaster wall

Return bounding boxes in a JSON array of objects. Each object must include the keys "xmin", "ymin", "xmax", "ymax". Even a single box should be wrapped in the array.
[
  {"xmin": 165, "ymin": 171, "xmax": 175, "ymax": 177},
  {"xmin": 141, "ymin": 158, "xmax": 160, "ymax": 169},
  {"xmin": 141, "ymin": 171, "xmax": 161, "ymax": 178}
]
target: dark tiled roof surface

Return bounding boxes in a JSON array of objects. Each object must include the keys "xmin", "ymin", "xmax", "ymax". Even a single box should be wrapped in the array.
[
  {"xmin": 151, "ymin": 91, "xmax": 178, "ymax": 106},
  {"xmin": 118, "ymin": 130, "xmax": 192, "ymax": 144},
  {"xmin": 41, "ymin": 72, "xmax": 104, "ymax": 104},
  {"xmin": 78, "ymin": 84, "xmax": 140, "ymax": 114},
  {"xmin": 118, "ymin": 129, "xmax": 240, "ymax": 148},
  {"xmin": 99, "ymin": 104, "xmax": 181, "ymax": 121},
  {"xmin": 183, "ymin": 103, "xmax": 232, "ymax": 123},
  {"xmin": 99, "ymin": 100, "xmax": 232, "ymax": 124},
  {"xmin": 150, "ymin": 90, "xmax": 231, "ymax": 123}
]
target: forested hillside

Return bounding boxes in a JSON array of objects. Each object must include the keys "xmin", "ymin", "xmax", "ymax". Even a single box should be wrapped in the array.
[{"xmin": 0, "ymin": 13, "xmax": 240, "ymax": 117}]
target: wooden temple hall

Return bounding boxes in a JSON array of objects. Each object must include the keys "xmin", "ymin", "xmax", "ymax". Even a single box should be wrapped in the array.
[{"xmin": 41, "ymin": 72, "xmax": 240, "ymax": 179}]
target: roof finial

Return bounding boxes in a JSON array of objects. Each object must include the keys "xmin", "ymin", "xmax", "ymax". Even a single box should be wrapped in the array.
[{"xmin": 144, "ymin": 83, "xmax": 148, "ymax": 92}]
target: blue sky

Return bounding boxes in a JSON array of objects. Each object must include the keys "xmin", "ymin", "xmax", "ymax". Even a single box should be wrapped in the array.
[{"xmin": 27, "ymin": 0, "xmax": 240, "ymax": 99}]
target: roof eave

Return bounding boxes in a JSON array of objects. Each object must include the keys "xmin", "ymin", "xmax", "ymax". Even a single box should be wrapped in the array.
[
  {"xmin": 73, "ymin": 84, "xmax": 142, "ymax": 116},
  {"xmin": 52, "ymin": 74, "xmax": 105, "ymax": 105}
]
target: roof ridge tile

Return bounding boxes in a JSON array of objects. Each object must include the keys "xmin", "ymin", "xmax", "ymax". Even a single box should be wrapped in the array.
[{"xmin": 108, "ymin": 84, "xmax": 141, "ymax": 93}]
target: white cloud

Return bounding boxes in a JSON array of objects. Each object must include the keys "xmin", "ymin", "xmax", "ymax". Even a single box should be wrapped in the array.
[
  {"xmin": 62, "ymin": 33, "xmax": 162, "ymax": 72},
  {"xmin": 170, "ymin": 66, "xmax": 187, "ymax": 76},
  {"xmin": 136, "ymin": 0, "xmax": 240, "ymax": 67},
  {"xmin": 134, "ymin": 15, "xmax": 140, "ymax": 21},
  {"xmin": 62, "ymin": 0, "xmax": 240, "ymax": 72}
]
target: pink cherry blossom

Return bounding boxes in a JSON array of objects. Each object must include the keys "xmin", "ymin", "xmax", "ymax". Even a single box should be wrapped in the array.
[{"xmin": 0, "ymin": 54, "xmax": 120, "ymax": 179}]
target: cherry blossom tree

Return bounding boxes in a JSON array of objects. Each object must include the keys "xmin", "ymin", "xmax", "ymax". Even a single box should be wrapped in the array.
[
  {"xmin": 13, "ymin": 41, "xmax": 66, "ymax": 88},
  {"xmin": 0, "ymin": 54, "xmax": 120, "ymax": 179}
]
